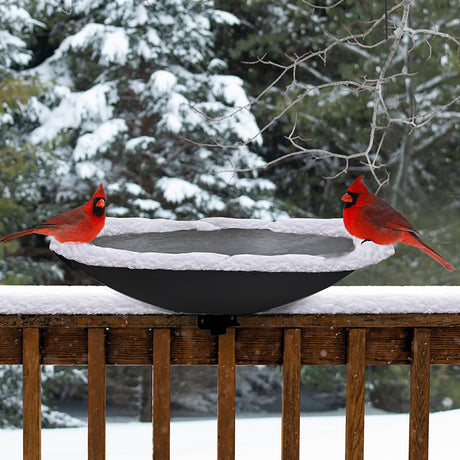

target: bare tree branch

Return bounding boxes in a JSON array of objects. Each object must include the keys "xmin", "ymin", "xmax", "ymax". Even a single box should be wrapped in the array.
[{"xmin": 184, "ymin": 0, "xmax": 459, "ymax": 187}]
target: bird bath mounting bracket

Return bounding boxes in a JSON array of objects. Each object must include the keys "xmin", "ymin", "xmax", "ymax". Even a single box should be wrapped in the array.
[{"xmin": 197, "ymin": 314, "xmax": 240, "ymax": 335}]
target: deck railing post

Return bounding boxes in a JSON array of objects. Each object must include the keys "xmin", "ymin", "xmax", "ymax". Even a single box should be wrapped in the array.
[
  {"xmin": 153, "ymin": 328, "xmax": 171, "ymax": 460},
  {"xmin": 282, "ymin": 328, "xmax": 301, "ymax": 460},
  {"xmin": 346, "ymin": 328, "xmax": 366, "ymax": 460},
  {"xmin": 409, "ymin": 328, "xmax": 431, "ymax": 460},
  {"xmin": 218, "ymin": 328, "xmax": 236, "ymax": 460},
  {"xmin": 88, "ymin": 328, "xmax": 106, "ymax": 460},
  {"xmin": 23, "ymin": 327, "xmax": 41, "ymax": 460}
]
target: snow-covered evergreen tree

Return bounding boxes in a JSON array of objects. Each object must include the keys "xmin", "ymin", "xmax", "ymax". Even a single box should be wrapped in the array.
[{"xmin": 20, "ymin": 0, "xmax": 284, "ymax": 220}]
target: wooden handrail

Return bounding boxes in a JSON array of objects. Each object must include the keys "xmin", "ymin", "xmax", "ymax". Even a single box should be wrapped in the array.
[{"xmin": 2, "ymin": 312, "xmax": 460, "ymax": 458}]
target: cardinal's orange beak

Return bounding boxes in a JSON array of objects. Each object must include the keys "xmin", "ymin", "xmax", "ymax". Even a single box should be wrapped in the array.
[
  {"xmin": 95, "ymin": 198, "xmax": 105, "ymax": 208},
  {"xmin": 341, "ymin": 192, "xmax": 353, "ymax": 203}
]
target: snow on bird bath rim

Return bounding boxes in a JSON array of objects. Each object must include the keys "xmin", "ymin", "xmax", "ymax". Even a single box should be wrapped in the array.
[{"xmin": 50, "ymin": 217, "xmax": 394, "ymax": 273}]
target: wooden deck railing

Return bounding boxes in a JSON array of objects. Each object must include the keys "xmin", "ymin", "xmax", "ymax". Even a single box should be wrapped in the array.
[{"xmin": 3, "ymin": 308, "xmax": 460, "ymax": 459}]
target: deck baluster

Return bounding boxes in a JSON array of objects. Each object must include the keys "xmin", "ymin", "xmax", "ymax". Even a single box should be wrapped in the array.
[
  {"xmin": 153, "ymin": 329, "xmax": 171, "ymax": 460},
  {"xmin": 282, "ymin": 328, "xmax": 301, "ymax": 460},
  {"xmin": 346, "ymin": 328, "xmax": 366, "ymax": 460},
  {"xmin": 409, "ymin": 328, "xmax": 431, "ymax": 460},
  {"xmin": 88, "ymin": 328, "xmax": 106, "ymax": 460},
  {"xmin": 218, "ymin": 329, "xmax": 236, "ymax": 460}
]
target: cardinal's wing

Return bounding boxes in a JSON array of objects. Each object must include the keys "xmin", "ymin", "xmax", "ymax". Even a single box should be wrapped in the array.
[{"xmin": 362, "ymin": 199, "xmax": 417, "ymax": 233}]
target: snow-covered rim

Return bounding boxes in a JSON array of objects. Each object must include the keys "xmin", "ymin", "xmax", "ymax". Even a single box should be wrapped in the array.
[{"xmin": 50, "ymin": 217, "xmax": 395, "ymax": 273}]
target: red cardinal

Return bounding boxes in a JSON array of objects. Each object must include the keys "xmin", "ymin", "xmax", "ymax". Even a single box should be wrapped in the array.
[
  {"xmin": 0, "ymin": 184, "xmax": 106, "ymax": 244},
  {"xmin": 342, "ymin": 176, "xmax": 455, "ymax": 271}
]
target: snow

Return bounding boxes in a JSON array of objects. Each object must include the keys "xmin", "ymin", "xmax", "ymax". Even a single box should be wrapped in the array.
[
  {"xmin": 0, "ymin": 285, "xmax": 459, "ymax": 316},
  {"xmin": 0, "ymin": 31, "xmax": 31, "ymax": 67},
  {"xmin": 154, "ymin": 178, "xmax": 226, "ymax": 211},
  {"xmin": 235, "ymin": 194, "xmax": 258, "ymax": 209},
  {"xmin": 210, "ymin": 75, "xmax": 250, "ymax": 108},
  {"xmin": 73, "ymin": 119, "xmax": 127, "ymax": 161},
  {"xmin": 124, "ymin": 182, "xmax": 144, "ymax": 196},
  {"xmin": 75, "ymin": 162, "xmax": 98, "ymax": 180},
  {"xmin": 49, "ymin": 217, "xmax": 394, "ymax": 273},
  {"xmin": 0, "ymin": 286, "xmax": 168, "ymax": 315},
  {"xmin": 1, "ymin": 409, "xmax": 460, "ymax": 459},
  {"xmin": 125, "ymin": 136, "xmax": 156, "ymax": 150},
  {"xmin": 100, "ymin": 28, "xmax": 130, "ymax": 65},
  {"xmin": 127, "ymin": 3, "xmax": 149, "ymax": 27},
  {"xmin": 209, "ymin": 75, "xmax": 262, "ymax": 144},
  {"xmin": 29, "ymin": 83, "xmax": 116, "ymax": 143},
  {"xmin": 133, "ymin": 199, "xmax": 160, "ymax": 211},
  {"xmin": 149, "ymin": 70, "xmax": 178, "ymax": 95},
  {"xmin": 55, "ymin": 23, "xmax": 106, "ymax": 54},
  {"xmin": 156, "ymin": 178, "xmax": 203, "ymax": 203},
  {"xmin": 211, "ymin": 10, "xmax": 240, "ymax": 26},
  {"xmin": 270, "ymin": 285, "xmax": 460, "ymax": 314},
  {"xmin": 47, "ymin": 23, "xmax": 130, "ymax": 66},
  {"xmin": 236, "ymin": 178, "xmax": 276, "ymax": 192}
]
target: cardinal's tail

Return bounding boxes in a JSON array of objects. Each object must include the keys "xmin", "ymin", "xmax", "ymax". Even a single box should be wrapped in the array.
[
  {"xmin": 0, "ymin": 228, "xmax": 39, "ymax": 243},
  {"xmin": 401, "ymin": 232, "xmax": 455, "ymax": 271}
]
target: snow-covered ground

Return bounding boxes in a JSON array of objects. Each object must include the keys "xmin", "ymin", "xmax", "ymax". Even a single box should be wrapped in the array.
[{"xmin": 2, "ymin": 409, "xmax": 460, "ymax": 459}]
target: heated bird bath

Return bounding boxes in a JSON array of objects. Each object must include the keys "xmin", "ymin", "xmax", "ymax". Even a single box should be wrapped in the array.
[{"xmin": 50, "ymin": 217, "xmax": 394, "ymax": 318}]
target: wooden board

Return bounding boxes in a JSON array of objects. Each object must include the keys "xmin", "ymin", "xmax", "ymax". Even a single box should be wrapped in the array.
[
  {"xmin": 153, "ymin": 329, "xmax": 171, "ymax": 460},
  {"xmin": 346, "ymin": 329, "xmax": 366, "ymax": 460},
  {"xmin": 218, "ymin": 330, "xmax": 236, "ymax": 460},
  {"xmin": 88, "ymin": 329, "xmax": 106, "ymax": 460},
  {"xmin": 281, "ymin": 329, "xmax": 301, "ymax": 460},
  {"xmin": 409, "ymin": 329, "xmax": 430, "ymax": 460},
  {"xmin": 23, "ymin": 328, "xmax": 41, "ymax": 460},
  {"xmin": 0, "ymin": 328, "xmax": 22, "ymax": 364},
  {"xmin": 41, "ymin": 328, "xmax": 88, "ymax": 365}
]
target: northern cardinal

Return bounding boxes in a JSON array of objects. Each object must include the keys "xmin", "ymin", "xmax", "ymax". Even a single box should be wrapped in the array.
[
  {"xmin": 342, "ymin": 176, "xmax": 455, "ymax": 271},
  {"xmin": 0, "ymin": 184, "xmax": 106, "ymax": 244}
]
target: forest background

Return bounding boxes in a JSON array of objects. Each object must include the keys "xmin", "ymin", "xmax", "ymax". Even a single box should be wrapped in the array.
[{"xmin": 0, "ymin": 0, "xmax": 458, "ymax": 427}]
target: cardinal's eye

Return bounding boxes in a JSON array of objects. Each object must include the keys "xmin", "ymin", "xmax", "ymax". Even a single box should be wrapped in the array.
[
  {"xmin": 342, "ymin": 191, "xmax": 360, "ymax": 208},
  {"xmin": 348, "ymin": 192, "xmax": 359, "ymax": 202}
]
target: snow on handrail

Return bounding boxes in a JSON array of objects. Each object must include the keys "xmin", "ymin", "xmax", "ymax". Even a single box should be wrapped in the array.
[{"xmin": 0, "ymin": 285, "xmax": 458, "ymax": 315}]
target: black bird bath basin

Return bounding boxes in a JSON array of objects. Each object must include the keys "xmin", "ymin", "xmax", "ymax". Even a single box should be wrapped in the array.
[{"xmin": 50, "ymin": 217, "xmax": 394, "ymax": 314}]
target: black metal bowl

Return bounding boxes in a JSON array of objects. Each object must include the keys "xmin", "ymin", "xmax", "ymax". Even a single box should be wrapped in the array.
[
  {"xmin": 52, "ymin": 218, "xmax": 393, "ymax": 314},
  {"xmin": 60, "ymin": 259, "xmax": 352, "ymax": 314}
]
